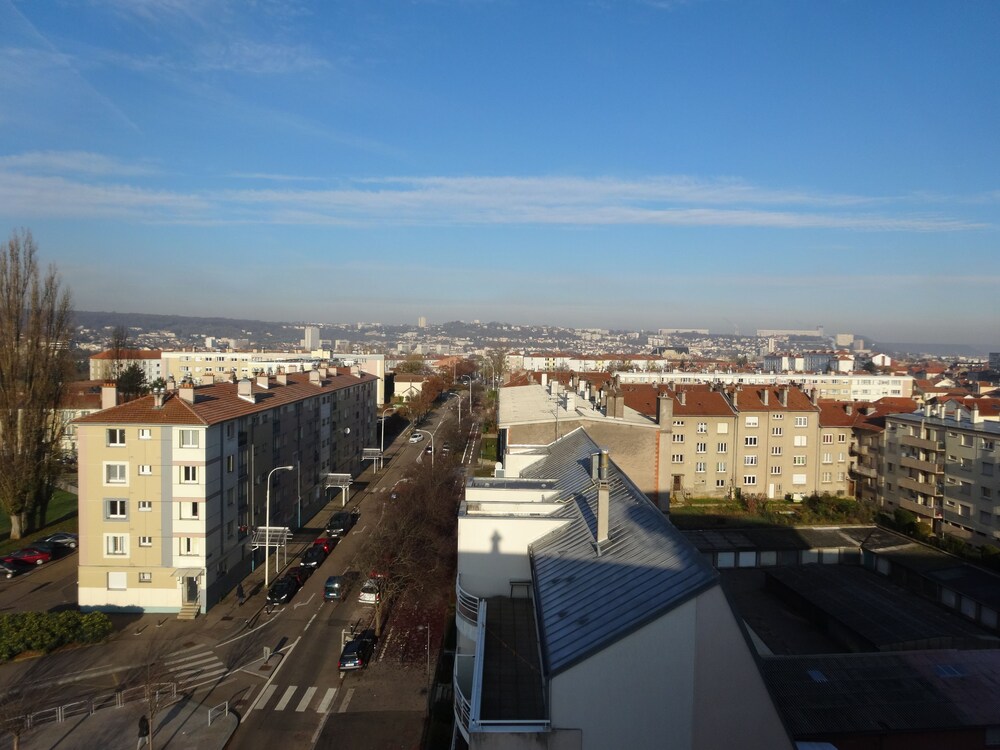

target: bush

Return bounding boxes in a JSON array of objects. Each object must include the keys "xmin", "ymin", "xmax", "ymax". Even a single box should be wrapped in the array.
[{"xmin": 0, "ymin": 611, "xmax": 113, "ymax": 662}]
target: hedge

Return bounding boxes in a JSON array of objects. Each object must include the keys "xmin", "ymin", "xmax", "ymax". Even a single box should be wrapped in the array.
[{"xmin": 0, "ymin": 611, "xmax": 113, "ymax": 662}]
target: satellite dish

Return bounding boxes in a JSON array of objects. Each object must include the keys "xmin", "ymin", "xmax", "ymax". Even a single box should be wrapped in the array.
[{"xmin": 344, "ymin": 427, "xmax": 351, "ymax": 435}]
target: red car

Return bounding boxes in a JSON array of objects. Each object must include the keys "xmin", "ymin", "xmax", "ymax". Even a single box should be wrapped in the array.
[
  {"xmin": 313, "ymin": 536, "xmax": 338, "ymax": 554},
  {"xmin": 3, "ymin": 547, "xmax": 52, "ymax": 566}
]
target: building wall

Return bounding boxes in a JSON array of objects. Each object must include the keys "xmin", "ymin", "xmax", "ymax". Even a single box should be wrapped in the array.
[{"xmin": 457, "ymin": 515, "xmax": 568, "ymax": 597}]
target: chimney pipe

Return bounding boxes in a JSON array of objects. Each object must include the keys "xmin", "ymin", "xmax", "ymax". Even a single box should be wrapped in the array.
[
  {"xmin": 152, "ymin": 387, "xmax": 165, "ymax": 409},
  {"xmin": 257, "ymin": 374, "xmax": 270, "ymax": 389},
  {"xmin": 679, "ymin": 390, "xmax": 686, "ymax": 406},
  {"xmin": 101, "ymin": 382, "xmax": 117, "ymax": 410},
  {"xmin": 762, "ymin": 389, "xmax": 769, "ymax": 406},
  {"xmin": 179, "ymin": 383, "xmax": 195, "ymax": 403},
  {"xmin": 779, "ymin": 387, "xmax": 788, "ymax": 408},
  {"xmin": 597, "ymin": 449, "xmax": 610, "ymax": 546}
]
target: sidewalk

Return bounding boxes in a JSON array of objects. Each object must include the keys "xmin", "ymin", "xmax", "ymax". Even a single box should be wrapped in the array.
[{"xmin": 11, "ymin": 695, "xmax": 238, "ymax": 750}]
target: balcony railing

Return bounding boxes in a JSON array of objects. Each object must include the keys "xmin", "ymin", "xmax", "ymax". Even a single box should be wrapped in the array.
[
  {"xmin": 852, "ymin": 464, "xmax": 877, "ymax": 479},
  {"xmin": 900, "ymin": 456, "xmax": 944, "ymax": 474},
  {"xmin": 900, "ymin": 434, "xmax": 944, "ymax": 452},
  {"xmin": 898, "ymin": 476, "xmax": 942, "ymax": 497},
  {"xmin": 456, "ymin": 576, "xmax": 481, "ymax": 628}
]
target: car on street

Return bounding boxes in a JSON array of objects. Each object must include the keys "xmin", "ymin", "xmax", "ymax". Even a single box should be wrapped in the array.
[
  {"xmin": 324, "ymin": 575, "xmax": 345, "ymax": 601},
  {"xmin": 0, "ymin": 560, "xmax": 33, "ymax": 579},
  {"xmin": 313, "ymin": 535, "xmax": 338, "ymax": 554},
  {"xmin": 38, "ymin": 532, "xmax": 78, "ymax": 549},
  {"xmin": 2, "ymin": 547, "xmax": 52, "ymax": 566},
  {"xmin": 300, "ymin": 545, "xmax": 327, "ymax": 568},
  {"xmin": 358, "ymin": 577, "xmax": 382, "ymax": 605},
  {"xmin": 326, "ymin": 511, "xmax": 357, "ymax": 538},
  {"xmin": 266, "ymin": 575, "xmax": 300, "ymax": 605},
  {"xmin": 424, "ymin": 444, "xmax": 433, "ymax": 454},
  {"xmin": 338, "ymin": 633, "xmax": 376, "ymax": 671},
  {"xmin": 408, "ymin": 433, "xmax": 423, "ymax": 443},
  {"xmin": 22, "ymin": 541, "xmax": 72, "ymax": 559}
]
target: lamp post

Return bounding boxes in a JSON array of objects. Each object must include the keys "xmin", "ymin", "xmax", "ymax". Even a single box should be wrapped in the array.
[
  {"xmin": 380, "ymin": 406, "xmax": 394, "ymax": 456},
  {"xmin": 461, "ymin": 374, "xmax": 473, "ymax": 414},
  {"xmin": 264, "ymin": 465, "xmax": 294, "ymax": 588},
  {"xmin": 415, "ymin": 429, "xmax": 434, "ymax": 468}
]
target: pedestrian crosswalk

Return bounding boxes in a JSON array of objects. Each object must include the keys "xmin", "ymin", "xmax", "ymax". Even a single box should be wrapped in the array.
[
  {"xmin": 163, "ymin": 647, "xmax": 229, "ymax": 691},
  {"xmin": 252, "ymin": 684, "xmax": 340, "ymax": 713}
]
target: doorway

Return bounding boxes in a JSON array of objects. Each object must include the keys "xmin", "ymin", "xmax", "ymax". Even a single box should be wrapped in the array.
[{"xmin": 185, "ymin": 576, "xmax": 199, "ymax": 603}]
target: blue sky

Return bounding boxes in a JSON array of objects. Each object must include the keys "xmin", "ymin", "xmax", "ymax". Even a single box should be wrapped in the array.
[{"xmin": 1, "ymin": 0, "xmax": 998, "ymax": 349}]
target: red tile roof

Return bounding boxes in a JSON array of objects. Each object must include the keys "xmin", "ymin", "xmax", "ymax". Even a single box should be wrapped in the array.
[
  {"xmin": 90, "ymin": 349, "xmax": 162, "ymax": 360},
  {"xmin": 73, "ymin": 371, "xmax": 376, "ymax": 426}
]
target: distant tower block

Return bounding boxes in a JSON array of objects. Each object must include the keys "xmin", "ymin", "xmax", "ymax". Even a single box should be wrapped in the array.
[{"xmin": 417, "ymin": 316, "xmax": 427, "ymax": 328}]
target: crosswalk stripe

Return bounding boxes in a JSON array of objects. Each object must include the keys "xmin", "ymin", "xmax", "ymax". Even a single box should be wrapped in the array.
[
  {"xmin": 296, "ymin": 687, "xmax": 317, "ymax": 712},
  {"xmin": 338, "ymin": 688, "xmax": 354, "ymax": 713},
  {"xmin": 316, "ymin": 688, "xmax": 337, "ymax": 713},
  {"xmin": 253, "ymin": 684, "xmax": 277, "ymax": 711},
  {"xmin": 165, "ymin": 651, "xmax": 214, "ymax": 666},
  {"xmin": 274, "ymin": 685, "xmax": 297, "ymax": 711}
]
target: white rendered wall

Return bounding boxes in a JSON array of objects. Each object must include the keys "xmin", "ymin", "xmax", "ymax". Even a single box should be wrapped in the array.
[{"xmin": 457, "ymin": 515, "xmax": 569, "ymax": 597}]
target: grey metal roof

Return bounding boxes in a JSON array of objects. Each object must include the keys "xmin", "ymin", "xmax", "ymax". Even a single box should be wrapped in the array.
[
  {"xmin": 683, "ymin": 526, "xmax": 875, "ymax": 553},
  {"xmin": 523, "ymin": 428, "xmax": 718, "ymax": 675}
]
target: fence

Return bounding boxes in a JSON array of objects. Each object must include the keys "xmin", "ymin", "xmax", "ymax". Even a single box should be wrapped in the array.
[{"xmin": 20, "ymin": 683, "xmax": 178, "ymax": 731}]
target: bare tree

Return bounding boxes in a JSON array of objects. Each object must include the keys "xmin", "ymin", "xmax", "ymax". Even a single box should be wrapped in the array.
[
  {"xmin": 0, "ymin": 687, "xmax": 35, "ymax": 750},
  {"xmin": 107, "ymin": 324, "xmax": 129, "ymax": 381},
  {"xmin": 0, "ymin": 230, "xmax": 74, "ymax": 539},
  {"xmin": 483, "ymin": 348, "xmax": 508, "ymax": 386}
]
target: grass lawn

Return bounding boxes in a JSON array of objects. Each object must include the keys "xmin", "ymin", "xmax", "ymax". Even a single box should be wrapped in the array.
[{"xmin": 0, "ymin": 489, "xmax": 78, "ymax": 555}]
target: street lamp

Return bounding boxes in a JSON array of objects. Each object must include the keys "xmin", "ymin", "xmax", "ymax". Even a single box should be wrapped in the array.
[
  {"xmin": 264, "ymin": 465, "xmax": 294, "ymax": 588},
  {"xmin": 380, "ymin": 407, "xmax": 394, "ymax": 454},
  {"xmin": 415, "ymin": 429, "xmax": 434, "ymax": 468},
  {"xmin": 417, "ymin": 623, "xmax": 430, "ymax": 681},
  {"xmin": 461, "ymin": 374, "xmax": 473, "ymax": 414}
]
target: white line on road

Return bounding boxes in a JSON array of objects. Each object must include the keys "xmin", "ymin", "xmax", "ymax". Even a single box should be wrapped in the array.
[
  {"xmin": 304, "ymin": 612, "xmax": 317, "ymax": 631},
  {"xmin": 296, "ymin": 686, "xmax": 317, "ymax": 712},
  {"xmin": 316, "ymin": 687, "xmax": 337, "ymax": 713},
  {"xmin": 275, "ymin": 685, "xmax": 297, "ymax": 711},
  {"xmin": 247, "ymin": 635, "xmax": 300, "ymax": 712},
  {"xmin": 338, "ymin": 687, "xmax": 355, "ymax": 713},
  {"xmin": 253, "ymin": 684, "xmax": 277, "ymax": 711}
]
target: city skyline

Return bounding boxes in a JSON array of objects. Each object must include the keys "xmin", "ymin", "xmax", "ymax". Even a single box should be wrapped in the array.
[{"xmin": 1, "ymin": 0, "xmax": 998, "ymax": 348}]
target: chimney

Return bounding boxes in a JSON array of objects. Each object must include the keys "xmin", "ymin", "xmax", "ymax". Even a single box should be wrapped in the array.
[
  {"xmin": 166, "ymin": 375, "xmax": 177, "ymax": 392},
  {"xmin": 732, "ymin": 386, "xmax": 738, "ymax": 409},
  {"xmin": 541, "ymin": 372, "xmax": 548, "ymax": 388},
  {"xmin": 972, "ymin": 403, "xmax": 982, "ymax": 423},
  {"xmin": 590, "ymin": 452, "xmax": 601, "ymax": 481},
  {"xmin": 678, "ymin": 389, "xmax": 687, "ymax": 406},
  {"xmin": 846, "ymin": 403, "xmax": 853, "ymax": 416},
  {"xmin": 656, "ymin": 391, "xmax": 673, "ymax": 426},
  {"xmin": 179, "ymin": 382, "xmax": 195, "ymax": 403},
  {"xmin": 596, "ymin": 449, "xmax": 610, "ymax": 546},
  {"xmin": 309, "ymin": 369, "xmax": 322, "ymax": 385},
  {"xmin": 762, "ymin": 389, "xmax": 769, "ymax": 406},
  {"xmin": 237, "ymin": 378, "xmax": 255, "ymax": 403},
  {"xmin": 276, "ymin": 372, "xmax": 288, "ymax": 385},
  {"xmin": 810, "ymin": 388, "xmax": 819, "ymax": 406},
  {"xmin": 152, "ymin": 386, "xmax": 165, "ymax": 409},
  {"xmin": 201, "ymin": 375, "xmax": 214, "ymax": 386},
  {"xmin": 565, "ymin": 392, "xmax": 576, "ymax": 412},
  {"xmin": 779, "ymin": 387, "xmax": 788, "ymax": 408},
  {"xmin": 923, "ymin": 403, "xmax": 932, "ymax": 417},
  {"xmin": 256, "ymin": 374, "xmax": 270, "ymax": 389},
  {"xmin": 101, "ymin": 382, "xmax": 117, "ymax": 410}
]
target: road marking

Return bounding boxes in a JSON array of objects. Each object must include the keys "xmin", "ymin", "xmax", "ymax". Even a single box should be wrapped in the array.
[
  {"xmin": 296, "ymin": 686, "xmax": 317, "ymax": 712},
  {"xmin": 304, "ymin": 612, "xmax": 317, "ymax": 631},
  {"xmin": 253, "ymin": 684, "xmax": 277, "ymax": 710},
  {"xmin": 275, "ymin": 685, "xmax": 297, "ymax": 711},
  {"xmin": 338, "ymin": 687, "xmax": 355, "ymax": 713},
  {"xmin": 247, "ymin": 635, "xmax": 300, "ymax": 712},
  {"xmin": 293, "ymin": 592, "xmax": 315, "ymax": 609},
  {"xmin": 316, "ymin": 687, "xmax": 337, "ymax": 713}
]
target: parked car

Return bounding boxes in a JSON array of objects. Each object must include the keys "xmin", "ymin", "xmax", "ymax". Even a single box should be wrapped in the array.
[
  {"xmin": 324, "ymin": 575, "xmax": 345, "ymax": 601},
  {"xmin": 38, "ymin": 532, "xmax": 78, "ymax": 549},
  {"xmin": 2, "ymin": 547, "xmax": 52, "ymax": 566},
  {"xmin": 313, "ymin": 536, "xmax": 338, "ymax": 554},
  {"xmin": 266, "ymin": 576, "xmax": 300, "ymax": 605},
  {"xmin": 326, "ymin": 511, "xmax": 357, "ymax": 538},
  {"xmin": 288, "ymin": 566, "xmax": 312, "ymax": 584},
  {"xmin": 424, "ymin": 444, "xmax": 433, "ymax": 454},
  {"xmin": 408, "ymin": 433, "xmax": 423, "ymax": 444},
  {"xmin": 300, "ymin": 545, "xmax": 327, "ymax": 568},
  {"xmin": 338, "ymin": 633, "xmax": 376, "ymax": 671},
  {"xmin": 0, "ymin": 560, "xmax": 33, "ymax": 579},
  {"xmin": 358, "ymin": 578, "xmax": 382, "ymax": 605},
  {"xmin": 23, "ymin": 541, "xmax": 71, "ymax": 559}
]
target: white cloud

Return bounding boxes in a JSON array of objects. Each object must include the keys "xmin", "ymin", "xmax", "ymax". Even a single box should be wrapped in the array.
[{"xmin": 0, "ymin": 151, "xmax": 157, "ymax": 176}]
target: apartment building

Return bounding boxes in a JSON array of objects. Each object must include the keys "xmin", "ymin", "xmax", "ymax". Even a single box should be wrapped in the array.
[
  {"xmin": 89, "ymin": 348, "xmax": 163, "ymax": 381},
  {"xmin": 881, "ymin": 403, "xmax": 1000, "ymax": 547},
  {"xmin": 454, "ymin": 429, "xmax": 792, "ymax": 749},
  {"xmin": 74, "ymin": 369, "xmax": 377, "ymax": 614}
]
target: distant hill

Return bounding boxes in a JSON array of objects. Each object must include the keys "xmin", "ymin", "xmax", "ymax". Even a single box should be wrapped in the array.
[
  {"xmin": 877, "ymin": 342, "xmax": 986, "ymax": 358},
  {"xmin": 74, "ymin": 310, "xmax": 305, "ymax": 347}
]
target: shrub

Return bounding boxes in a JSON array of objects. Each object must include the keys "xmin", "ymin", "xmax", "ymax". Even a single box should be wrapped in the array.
[{"xmin": 0, "ymin": 611, "xmax": 113, "ymax": 662}]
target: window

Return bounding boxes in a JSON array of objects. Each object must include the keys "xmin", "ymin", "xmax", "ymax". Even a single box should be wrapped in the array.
[
  {"xmin": 106, "ymin": 499, "xmax": 127, "ymax": 519},
  {"xmin": 226, "ymin": 422, "xmax": 235, "ymax": 439},
  {"xmin": 717, "ymin": 442, "xmax": 728, "ymax": 453},
  {"xmin": 695, "ymin": 462, "xmax": 706, "ymax": 473},
  {"xmin": 822, "ymin": 472, "xmax": 832, "ymax": 483},
  {"xmin": 794, "ymin": 435, "xmax": 808, "ymax": 447},
  {"xmin": 960, "ymin": 482, "xmax": 972, "ymax": 496},
  {"xmin": 138, "ymin": 500, "xmax": 152, "ymax": 512},
  {"xmin": 772, "ymin": 427, "xmax": 783, "ymax": 437},
  {"xmin": 770, "ymin": 465, "xmax": 782, "ymax": 475},
  {"xmin": 138, "ymin": 572, "xmax": 152, "ymax": 583},
  {"xmin": 838, "ymin": 452, "xmax": 846, "ymax": 463},
  {"xmin": 179, "ymin": 538, "xmax": 196, "ymax": 556},
  {"xmin": 672, "ymin": 434, "xmax": 684, "ymax": 443},
  {"xmin": 138, "ymin": 536, "xmax": 152, "ymax": 547},
  {"xmin": 105, "ymin": 534, "xmax": 128, "ymax": 556},
  {"xmin": 793, "ymin": 473, "xmax": 807, "ymax": 485},
  {"xmin": 697, "ymin": 422, "xmax": 707, "ymax": 434},
  {"xmin": 983, "ymin": 487, "xmax": 994, "ymax": 499},
  {"xmin": 984, "ymin": 439, "xmax": 995, "ymax": 452},
  {"xmin": 983, "ymin": 462, "xmax": 995, "ymax": 477},
  {"xmin": 961, "ymin": 458, "xmax": 972, "ymax": 471},
  {"xmin": 771, "ymin": 446, "xmax": 783, "ymax": 456},
  {"xmin": 838, "ymin": 434, "xmax": 846, "ymax": 443},
  {"xmin": 107, "ymin": 428, "xmax": 125, "ymax": 446},
  {"xmin": 822, "ymin": 452, "xmax": 833, "ymax": 464},
  {"xmin": 108, "ymin": 571, "xmax": 127, "ymax": 590},
  {"xmin": 717, "ymin": 423, "xmax": 729, "ymax": 434},
  {"xmin": 961, "ymin": 434, "xmax": 973, "ymax": 447},
  {"xmin": 745, "ymin": 436, "xmax": 758, "ymax": 447},
  {"xmin": 138, "ymin": 464, "xmax": 152, "ymax": 475},
  {"xmin": 743, "ymin": 475, "xmax": 757, "ymax": 486},
  {"xmin": 716, "ymin": 479, "xmax": 727, "ymax": 488},
  {"xmin": 717, "ymin": 461, "xmax": 727, "ymax": 472},
  {"xmin": 795, "ymin": 416, "xmax": 808, "ymax": 427},
  {"xmin": 772, "ymin": 413, "xmax": 784, "ymax": 420},
  {"xmin": 745, "ymin": 455, "xmax": 758, "ymax": 466},
  {"xmin": 793, "ymin": 455, "xmax": 806, "ymax": 466},
  {"xmin": 226, "ymin": 488, "xmax": 235, "ymax": 507},
  {"xmin": 227, "ymin": 455, "xmax": 234, "ymax": 473},
  {"xmin": 227, "ymin": 520, "xmax": 235, "ymax": 539},
  {"xmin": 139, "ymin": 428, "xmax": 152, "ymax": 440},
  {"xmin": 822, "ymin": 434, "xmax": 833, "ymax": 444},
  {"xmin": 105, "ymin": 463, "xmax": 127, "ymax": 484},
  {"xmin": 181, "ymin": 466, "xmax": 198, "ymax": 483},
  {"xmin": 671, "ymin": 454, "xmax": 684, "ymax": 463},
  {"xmin": 745, "ymin": 416, "xmax": 759, "ymax": 428},
  {"xmin": 696, "ymin": 442, "xmax": 707, "ymax": 453},
  {"xmin": 179, "ymin": 429, "xmax": 199, "ymax": 448}
]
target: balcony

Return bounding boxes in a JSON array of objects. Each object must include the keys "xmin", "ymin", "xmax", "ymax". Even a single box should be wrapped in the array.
[
  {"xmin": 898, "ymin": 497, "xmax": 937, "ymax": 519},
  {"xmin": 852, "ymin": 464, "xmax": 877, "ymax": 479},
  {"xmin": 900, "ymin": 434, "xmax": 943, "ymax": 452},
  {"xmin": 850, "ymin": 445, "xmax": 869, "ymax": 457},
  {"xmin": 900, "ymin": 456, "xmax": 944, "ymax": 474},
  {"xmin": 897, "ymin": 476, "xmax": 942, "ymax": 497}
]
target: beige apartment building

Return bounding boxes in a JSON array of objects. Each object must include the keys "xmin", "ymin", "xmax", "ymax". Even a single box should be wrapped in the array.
[
  {"xmin": 881, "ymin": 403, "xmax": 1000, "ymax": 547},
  {"xmin": 74, "ymin": 369, "xmax": 377, "ymax": 615}
]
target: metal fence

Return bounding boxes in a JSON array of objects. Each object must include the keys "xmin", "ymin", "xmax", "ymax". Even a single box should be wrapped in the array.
[{"xmin": 21, "ymin": 682, "xmax": 178, "ymax": 731}]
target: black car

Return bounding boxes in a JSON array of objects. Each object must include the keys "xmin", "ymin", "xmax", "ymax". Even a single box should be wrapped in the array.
[
  {"xmin": 338, "ymin": 633, "xmax": 376, "ymax": 671},
  {"xmin": 266, "ymin": 576, "xmax": 300, "ymax": 605},
  {"xmin": 38, "ymin": 532, "xmax": 78, "ymax": 550},
  {"xmin": 24, "ymin": 540, "xmax": 72, "ymax": 559},
  {"xmin": 326, "ymin": 511, "xmax": 357, "ymax": 538},
  {"xmin": 0, "ymin": 560, "xmax": 33, "ymax": 579},
  {"xmin": 300, "ymin": 545, "xmax": 327, "ymax": 569}
]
